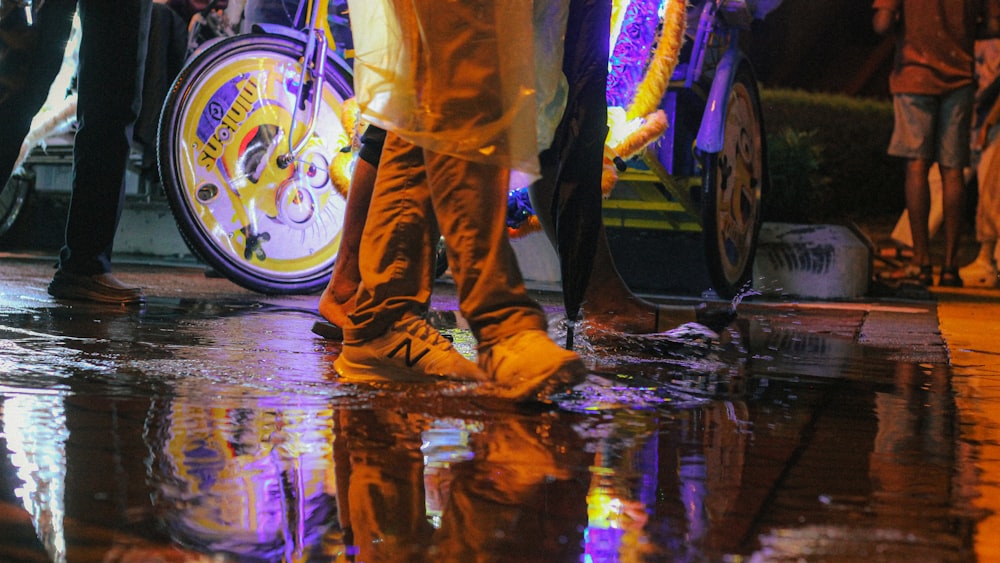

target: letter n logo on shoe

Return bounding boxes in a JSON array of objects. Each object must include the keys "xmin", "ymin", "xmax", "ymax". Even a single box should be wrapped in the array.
[{"xmin": 388, "ymin": 338, "xmax": 429, "ymax": 367}]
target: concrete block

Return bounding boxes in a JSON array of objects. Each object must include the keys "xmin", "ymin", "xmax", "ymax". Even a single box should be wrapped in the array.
[
  {"xmin": 510, "ymin": 230, "xmax": 561, "ymax": 284},
  {"xmin": 753, "ymin": 222, "xmax": 871, "ymax": 300},
  {"xmin": 113, "ymin": 202, "xmax": 193, "ymax": 259}
]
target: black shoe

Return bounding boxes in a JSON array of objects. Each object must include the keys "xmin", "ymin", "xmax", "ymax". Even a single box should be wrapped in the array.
[{"xmin": 48, "ymin": 271, "xmax": 145, "ymax": 304}]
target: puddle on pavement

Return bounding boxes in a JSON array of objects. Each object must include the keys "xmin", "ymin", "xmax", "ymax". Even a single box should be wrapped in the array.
[{"xmin": 0, "ymin": 298, "xmax": 984, "ymax": 561}]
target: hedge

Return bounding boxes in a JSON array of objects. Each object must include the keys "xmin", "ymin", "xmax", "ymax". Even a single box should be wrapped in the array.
[{"xmin": 760, "ymin": 88, "xmax": 904, "ymax": 223}]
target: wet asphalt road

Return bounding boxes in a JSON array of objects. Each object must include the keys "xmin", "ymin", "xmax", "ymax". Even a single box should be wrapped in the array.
[{"xmin": 2, "ymin": 250, "xmax": 1000, "ymax": 562}]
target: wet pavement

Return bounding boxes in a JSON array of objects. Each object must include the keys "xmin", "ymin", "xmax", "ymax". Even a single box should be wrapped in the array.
[{"xmin": 1, "ymin": 250, "xmax": 1000, "ymax": 562}]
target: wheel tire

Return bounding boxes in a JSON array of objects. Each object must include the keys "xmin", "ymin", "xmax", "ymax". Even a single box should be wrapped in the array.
[
  {"xmin": 701, "ymin": 63, "xmax": 767, "ymax": 299},
  {"xmin": 158, "ymin": 33, "xmax": 354, "ymax": 294},
  {"xmin": 0, "ymin": 175, "xmax": 31, "ymax": 240}
]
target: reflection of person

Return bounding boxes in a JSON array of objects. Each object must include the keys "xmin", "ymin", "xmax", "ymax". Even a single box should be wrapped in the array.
[
  {"xmin": 869, "ymin": 363, "xmax": 954, "ymax": 531},
  {"xmin": 333, "ymin": 409, "xmax": 588, "ymax": 561},
  {"xmin": 960, "ymin": 39, "xmax": 1000, "ymax": 287},
  {"xmin": 873, "ymin": 0, "xmax": 1000, "ymax": 288},
  {"xmin": 338, "ymin": 0, "xmax": 585, "ymax": 400},
  {"xmin": 0, "ymin": 0, "xmax": 152, "ymax": 304}
]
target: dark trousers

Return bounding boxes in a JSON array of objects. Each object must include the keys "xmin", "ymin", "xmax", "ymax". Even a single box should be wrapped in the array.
[{"xmin": 0, "ymin": 0, "xmax": 151, "ymax": 274}]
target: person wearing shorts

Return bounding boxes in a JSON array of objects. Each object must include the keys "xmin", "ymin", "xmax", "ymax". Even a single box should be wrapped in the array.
[{"xmin": 873, "ymin": 0, "xmax": 1000, "ymax": 287}]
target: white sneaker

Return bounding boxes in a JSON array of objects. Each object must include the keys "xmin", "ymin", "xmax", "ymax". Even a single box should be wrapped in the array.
[
  {"xmin": 334, "ymin": 315, "xmax": 488, "ymax": 383},
  {"xmin": 958, "ymin": 256, "xmax": 999, "ymax": 288},
  {"xmin": 477, "ymin": 330, "xmax": 587, "ymax": 402}
]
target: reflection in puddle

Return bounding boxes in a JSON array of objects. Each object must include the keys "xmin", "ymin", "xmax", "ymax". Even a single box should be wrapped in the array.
[
  {"xmin": 0, "ymin": 299, "xmax": 983, "ymax": 561},
  {"xmin": 145, "ymin": 398, "xmax": 340, "ymax": 561},
  {"xmin": 2, "ymin": 392, "xmax": 69, "ymax": 563}
]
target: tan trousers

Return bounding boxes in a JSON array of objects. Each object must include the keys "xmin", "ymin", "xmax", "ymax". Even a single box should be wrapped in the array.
[{"xmin": 344, "ymin": 131, "xmax": 548, "ymax": 347}]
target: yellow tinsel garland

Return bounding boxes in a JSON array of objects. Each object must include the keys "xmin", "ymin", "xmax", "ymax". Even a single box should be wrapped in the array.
[
  {"xmin": 626, "ymin": 0, "xmax": 687, "ymax": 121},
  {"xmin": 602, "ymin": 0, "xmax": 687, "ymax": 194}
]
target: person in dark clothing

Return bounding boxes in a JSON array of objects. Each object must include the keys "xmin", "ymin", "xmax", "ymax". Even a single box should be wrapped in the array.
[{"xmin": 0, "ymin": 0, "xmax": 152, "ymax": 304}]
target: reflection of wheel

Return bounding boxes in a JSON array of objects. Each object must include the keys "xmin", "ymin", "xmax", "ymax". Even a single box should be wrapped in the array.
[
  {"xmin": 701, "ymin": 63, "xmax": 766, "ymax": 299},
  {"xmin": 158, "ymin": 32, "xmax": 353, "ymax": 294},
  {"xmin": 0, "ymin": 175, "xmax": 31, "ymax": 240}
]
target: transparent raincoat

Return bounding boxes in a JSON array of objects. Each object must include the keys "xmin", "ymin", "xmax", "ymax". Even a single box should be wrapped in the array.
[{"xmin": 346, "ymin": 0, "xmax": 569, "ymax": 178}]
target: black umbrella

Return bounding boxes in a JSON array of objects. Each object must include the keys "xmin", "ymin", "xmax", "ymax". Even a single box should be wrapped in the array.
[{"xmin": 533, "ymin": 0, "xmax": 611, "ymax": 350}]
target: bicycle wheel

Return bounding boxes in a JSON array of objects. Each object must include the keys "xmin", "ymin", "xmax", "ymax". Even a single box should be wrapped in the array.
[
  {"xmin": 701, "ymin": 63, "xmax": 766, "ymax": 299},
  {"xmin": 0, "ymin": 175, "xmax": 31, "ymax": 240},
  {"xmin": 158, "ymin": 32, "xmax": 353, "ymax": 294}
]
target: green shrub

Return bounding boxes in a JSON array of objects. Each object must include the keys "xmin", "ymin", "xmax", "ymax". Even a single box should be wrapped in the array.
[
  {"xmin": 764, "ymin": 127, "xmax": 831, "ymax": 222},
  {"xmin": 761, "ymin": 89, "xmax": 903, "ymax": 222}
]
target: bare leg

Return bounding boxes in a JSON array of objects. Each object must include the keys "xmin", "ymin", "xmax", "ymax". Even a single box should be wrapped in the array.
[
  {"xmin": 319, "ymin": 157, "xmax": 377, "ymax": 328},
  {"xmin": 905, "ymin": 157, "xmax": 933, "ymax": 268},
  {"xmin": 939, "ymin": 164, "xmax": 966, "ymax": 271}
]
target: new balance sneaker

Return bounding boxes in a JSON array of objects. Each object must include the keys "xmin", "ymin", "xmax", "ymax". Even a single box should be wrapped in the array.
[
  {"xmin": 477, "ymin": 330, "xmax": 587, "ymax": 402},
  {"xmin": 333, "ymin": 314, "xmax": 487, "ymax": 383},
  {"xmin": 958, "ymin": 256, "xmax": 999, "ymax": 288}
]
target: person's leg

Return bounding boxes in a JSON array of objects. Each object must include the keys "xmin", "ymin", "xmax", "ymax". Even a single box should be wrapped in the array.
[
  {"xmin": 0, "ymin": 0, "xmax": 76, "ymax": 187},
  {"xmin": 134, "ymin": 3, "xmax": 186, "ymax": 178},
  {"xmin": 47, "ymin": 0, "xmax": 151, "ymax": 304},
  {"xmin": 336, "ymin": 132, "xmax": 484, "ymax": 382},
  {"xmin": 317, "ymin": 156, "xmax": 376, "ymax": 330},
  {"xmin": 939, "ymin": 164, "xmax": 966, "ymax": 273},
  {"xmin": 979, "ymin": 127, "xmax": 1000, "ymax": 276},
  {"xmin": 905, "ymin": 157, "xmax": 934, "ymax": 270},
  {"xmin": 425, "ymin": 149, "xmax": 547, "ymax": 347},
  {"xmin": 344, "ymin": 133, "xmax": 438, "ymax": 341},
  {"xmin": 59, "ymin": 0, "xmax": 151, "ymax": 276},
  {"xmin": 424, "ymin": 147, "xmax": 585, "ymax": 400},
  {"xmin": 317, "ymin": 126, "xmax": 386, "ymax": 335},
  {"xmin": 936, "ymin": 85, "xmax": 974, "ymax": 286},
  {"xmin": 884, "ymin": 93, "xmax": 937, "ymax": 285}
]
